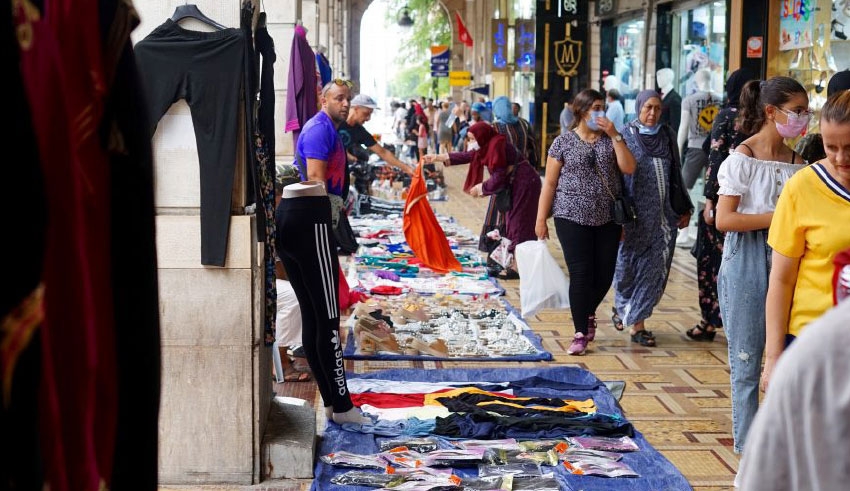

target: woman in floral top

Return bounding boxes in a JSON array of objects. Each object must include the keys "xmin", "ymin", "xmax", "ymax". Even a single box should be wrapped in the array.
[{"xmin": 687, "ymin": 69, "xmax": 755, "ymax": 341}]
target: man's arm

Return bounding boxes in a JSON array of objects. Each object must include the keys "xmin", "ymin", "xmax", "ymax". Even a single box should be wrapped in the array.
[
  {"xmin": 306, "ymin": 158, "xmax": 327, "ymax": 184},
  {"xmin": 370, "ymin": 143, "xmax": 414, "ymax": 175}
]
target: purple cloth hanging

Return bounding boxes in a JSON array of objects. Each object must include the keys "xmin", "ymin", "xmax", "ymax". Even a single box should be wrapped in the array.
[{"xmin": 285, "ymin": 25, "xmax": 318, "ymax": 135}]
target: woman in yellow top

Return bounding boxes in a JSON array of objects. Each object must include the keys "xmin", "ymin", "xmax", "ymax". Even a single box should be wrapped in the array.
[{"xmin": 762, "ymin": 90, "xmax": 850, "ymax": 392}]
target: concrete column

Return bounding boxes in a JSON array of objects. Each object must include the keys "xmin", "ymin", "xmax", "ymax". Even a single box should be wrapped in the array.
[
  {"xmin": 269, "ymin": 0, "xmax": 303, "ymax": 160},
  {"xmin": 318, "ymin": 0, "xmax": 330, "ymax": 55},
  {"xmin": 303, "ymin": 1, "xmax": 318, "ymax": 47}
]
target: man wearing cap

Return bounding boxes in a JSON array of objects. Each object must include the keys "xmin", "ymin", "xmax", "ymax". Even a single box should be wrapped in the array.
[{"xmin": 338, "ymin": 94, "xmax": 414, "ymax": 176}]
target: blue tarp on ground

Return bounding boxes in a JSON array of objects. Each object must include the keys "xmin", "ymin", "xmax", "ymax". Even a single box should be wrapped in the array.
[
  {"xmin": 343, "ymin": 301, "xmax": 553, "ymax": 362},
  {"xmin": 311, "ymin": 366, "xmax": 692, "ymax": 491}
]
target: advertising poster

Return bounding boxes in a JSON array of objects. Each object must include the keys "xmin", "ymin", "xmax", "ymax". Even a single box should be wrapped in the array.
[{"xmin": 779, "ymin": 0, "xmax": 814, "ymax": 51}]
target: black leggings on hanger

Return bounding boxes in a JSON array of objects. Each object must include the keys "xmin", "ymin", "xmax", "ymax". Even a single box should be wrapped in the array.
[
  {"xmin": 134, "ymin": 20, "xmax": 245, "ymax": 266},
  {"xmin": 275, "ymin": 196, "xmax": 354, "ymax": 413}
]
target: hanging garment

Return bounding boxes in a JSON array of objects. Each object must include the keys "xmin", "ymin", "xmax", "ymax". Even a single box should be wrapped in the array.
[
  {"xmin": 316, "ymin": 51, "xmax": 332, "ymax": 86},
  {"xmin": 285, "ymin": 25, "xmax": 319, "ymax": 143},
  {"xmin": 135, "ymin": 21, "xmax": 246, "ymax": 266},
  {"xmin": 250, "ymin": 8, "xmax": 279, "ymax": 345},
  {"xmin": 403, "ymin": 165, "xmax": 462, "ymax": 273}
]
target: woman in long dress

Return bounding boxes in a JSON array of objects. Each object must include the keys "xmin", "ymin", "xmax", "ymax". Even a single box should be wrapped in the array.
[{"xmin": 613, "ymin": 90, "xmax": 693, "ymax": 347}]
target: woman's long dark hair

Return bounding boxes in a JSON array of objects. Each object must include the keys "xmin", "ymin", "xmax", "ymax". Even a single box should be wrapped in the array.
[
  {"xmin": 738, "ymin": 76, "xmax": 806, "ymax": 135},
  {"xmin": 569, "ymin": 89, "xmax": 605, "ymax": 130}
]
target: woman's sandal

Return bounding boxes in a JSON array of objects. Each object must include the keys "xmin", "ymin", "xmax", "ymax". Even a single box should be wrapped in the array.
[
  {"xmin": 686, "ymin": 322, "xmax": 717, "ymax": 341},
  {"xmin": 611, "ymin": 307, "xmax": 625, "ymax": 331},
  {"xmin": 630, "ymin": 330, "xmax": 656, "ymax": 347}
]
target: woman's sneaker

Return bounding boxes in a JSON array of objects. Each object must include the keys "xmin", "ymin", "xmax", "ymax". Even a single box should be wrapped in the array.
[{"xmin": 567, "ymin": 332, "xmax": 588, "ymax": 355}]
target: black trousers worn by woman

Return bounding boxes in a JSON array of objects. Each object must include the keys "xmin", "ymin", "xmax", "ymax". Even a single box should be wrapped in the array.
[
  {"xmin": 274, "ymin": 196, "xmax": 354, "ymax": 413},
  {"xmin": 555, "ymin": 218, "xmax": 622, "ymax": 334}
]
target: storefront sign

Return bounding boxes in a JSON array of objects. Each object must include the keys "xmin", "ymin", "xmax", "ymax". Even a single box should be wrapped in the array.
[
  {"xmin": 779, "ymin": 0, "xmax": 814, "ymax": 51},
  {"xmin": 515, "ymin": 20, "xmax": 535, "ymax": 71},
  {"xmin": 449, "ymin": 71, "xmax": 472, "ymax": 86},
  {"xmin": 491, "ymin": 19, "xmax": 508, "ymax": 71},
  {"xmin": 595, "ymin": 0, "xmax": 617, "ymax": 18},
  {"xmin": 746, "ymin": 36, "xmax": 763, "ymax": 58},
  {"xmin": 554, "ymin": 28, "xmax": 582, "ymax": 77}
]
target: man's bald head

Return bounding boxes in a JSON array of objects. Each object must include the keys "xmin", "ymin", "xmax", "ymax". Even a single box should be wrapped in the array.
[{"xmin": 321, "ymin": 82, "xmax": 351, "ymax": 125}]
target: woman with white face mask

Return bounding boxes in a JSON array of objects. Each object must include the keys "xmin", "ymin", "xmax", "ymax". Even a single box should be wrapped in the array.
[
  {"xmin": 714, "ymin": 76, "xmax": 809, "ymax": 455},
  {"xmin": 534, "ymin": 89, "xmax": 637, "ymax": 356}
]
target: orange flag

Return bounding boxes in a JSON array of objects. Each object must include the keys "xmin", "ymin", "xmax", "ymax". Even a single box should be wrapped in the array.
[{"xmin": 403, "ymin": 162, "xmax": 462, "ymax": 273}]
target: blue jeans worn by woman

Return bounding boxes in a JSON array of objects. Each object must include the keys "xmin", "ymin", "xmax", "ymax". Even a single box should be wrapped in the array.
[{"xmin": 717, "ymin": 229, "xmax": 771, "ymax": 454}]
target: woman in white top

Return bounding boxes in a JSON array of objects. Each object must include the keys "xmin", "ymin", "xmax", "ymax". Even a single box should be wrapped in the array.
[{"xmin": 715, "ymin": 76, "xmax": 809, "ymax": 455}]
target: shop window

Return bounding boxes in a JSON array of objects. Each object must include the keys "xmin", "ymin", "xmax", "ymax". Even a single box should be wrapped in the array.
[
  {"xmin": 672, "ymin": 2, "xmax": 727, "ymax": 98},
  {"xmin": 614, "ymin": 19, "xmax": 644, "ymax": 120}
]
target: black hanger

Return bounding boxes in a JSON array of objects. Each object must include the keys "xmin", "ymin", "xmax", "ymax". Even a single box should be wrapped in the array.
[{"xmin": 170, "ymin": 3, "xmax": 226, "ymax": 30}]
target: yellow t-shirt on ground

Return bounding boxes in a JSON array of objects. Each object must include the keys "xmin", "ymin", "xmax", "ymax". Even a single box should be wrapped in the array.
[{"xmin": 768, "ymin": 164, "xmax": 850, "ymax": 336}]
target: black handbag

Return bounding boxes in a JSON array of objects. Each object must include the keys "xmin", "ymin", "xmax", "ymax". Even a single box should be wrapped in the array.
[
  {"xmin": 591, "ymin": 148, "xmax": 636, "ymax": 225},
  {"xmin": 610, "ymin": 194, "xmax": 637, "ymax": 225},
  {"xmin": 494, "ymin": 186, "xmax": 512, "ymax": 212},
  {"xmin": 666, "ymin": 126, "xmax": 695, "ymax": 216}
]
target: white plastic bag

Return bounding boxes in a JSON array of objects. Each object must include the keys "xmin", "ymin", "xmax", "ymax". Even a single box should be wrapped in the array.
[
  {"xmin": 515, "ymin": 240, "xmax": 570, "ymax": 318},
  {"xmin": 489, "ymin": 238, "xmax": 513, "ymax": 269}
]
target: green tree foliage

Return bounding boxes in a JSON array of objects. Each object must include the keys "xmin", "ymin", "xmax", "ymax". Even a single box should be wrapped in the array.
[{"xmin": 384, "ymin": 0, "xmax": 451, "ymax": 99}]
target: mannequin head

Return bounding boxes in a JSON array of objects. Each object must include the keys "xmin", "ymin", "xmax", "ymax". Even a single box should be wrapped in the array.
[
  {"xmin": 656, "ymin": 68, "xmax": 674, "ymax": 91},
  {"xmin": 603, "ymin": 75, "xmax": 620, "ymax": 93},
  {"xmin": 695, "ymin": 68, "xmax": 712, "ymax": 92}
]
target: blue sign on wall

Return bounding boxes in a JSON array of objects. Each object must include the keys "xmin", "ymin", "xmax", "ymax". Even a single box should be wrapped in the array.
[{"xmin": 430, "ymin": 45, "xmax": 450, "ymax": 77}]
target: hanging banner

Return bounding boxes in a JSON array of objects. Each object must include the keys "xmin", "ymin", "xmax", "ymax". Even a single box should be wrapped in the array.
[
  {"xmin": 779, "ymin": 0, "xmax": 814, "ymax": 51},
  {"xmin": 491, "ymin": 19, "xmax": 509, "ymax": 71},
  {"xmin": 515, "ymin": 20, "xmax": 536, "ymax": 72}
]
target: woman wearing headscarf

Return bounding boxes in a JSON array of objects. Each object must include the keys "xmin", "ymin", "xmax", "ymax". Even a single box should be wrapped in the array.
[
  {"xmin": 612, "ymin": 89, "xmax": 693, "ymax": 347},
  {"xmin": 471, "ymin": 96, "xmax": 542, "ymax": 277},
  {"xmin": 425, "ymin": 122, "xmax": 541, "ymax": 277},
  {"xmin": 687, "ymin": 68, "xmax": 755, "ymax": 341}
]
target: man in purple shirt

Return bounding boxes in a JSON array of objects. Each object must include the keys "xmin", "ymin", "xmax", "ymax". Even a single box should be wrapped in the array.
[{"xmin": 295, "ymin": 80, "xmax": 351, "ymax": 201}]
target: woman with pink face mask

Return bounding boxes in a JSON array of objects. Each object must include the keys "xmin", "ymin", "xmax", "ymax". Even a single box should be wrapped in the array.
[
  {"xmin": 714, "ymin": 76, "xmax": 808, "ymax": 456},
  {"xmin": 761, "ymin": 91, "xmax": 850, "ymax": 393}
]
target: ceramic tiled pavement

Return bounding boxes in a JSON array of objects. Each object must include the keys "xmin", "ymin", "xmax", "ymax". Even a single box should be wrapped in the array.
[{"xmin": 274, "ymin": 165, "xmax": 739, "ymax": 491}]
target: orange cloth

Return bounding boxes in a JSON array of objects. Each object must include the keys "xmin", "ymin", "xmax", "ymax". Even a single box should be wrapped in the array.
[{"xmin": 403, "ymin": 164, "xmax": 462, "ymax": 273}]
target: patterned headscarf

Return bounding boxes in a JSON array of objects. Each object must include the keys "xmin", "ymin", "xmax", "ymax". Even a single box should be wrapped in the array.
[
  {"xmin": 492, "ymin": 96, "xmax": 518, "ymax": 124},
  {"xmin": 463, "ymin": 122, "xmax": 506, "ymax": 192}
]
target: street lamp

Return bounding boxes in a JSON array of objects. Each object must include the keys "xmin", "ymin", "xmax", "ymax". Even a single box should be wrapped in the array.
[{"xmin": 398, "ymin": 4, "xmax": 414, "ymax": 27}]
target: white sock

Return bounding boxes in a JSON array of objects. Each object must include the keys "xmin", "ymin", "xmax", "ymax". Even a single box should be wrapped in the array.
[{"xmin": 332, "ymin": 407, "xmax": 371, "ymax": 425}]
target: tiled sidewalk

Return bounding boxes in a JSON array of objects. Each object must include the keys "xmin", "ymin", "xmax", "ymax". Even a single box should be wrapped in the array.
[{"xmin": 276, "ymin": 165, "xmax": 738, "ymax": 490}]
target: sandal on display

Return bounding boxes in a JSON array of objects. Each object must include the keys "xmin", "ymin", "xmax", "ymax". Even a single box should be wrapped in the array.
[
  {"xmin": 354, "ymin": 315, "xmax": 393, "ymax": 339},
  {"xmin": 409, "ymin": 337, "xmax": 450, "ymax": 357},
  {"xmin": 686, "ymin": 322, "xmax": 717, "ymax": 342},
  {"xmin": 358, "ymin": 330, "xmax": 401, "ymax": 354},
  {"xmin": 611, "ymin": 307, "xmax": 625, "ymax": 331},
  {"xmin": 630, "ymin": 330, "xmax": 656, "ymax": 347}
]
